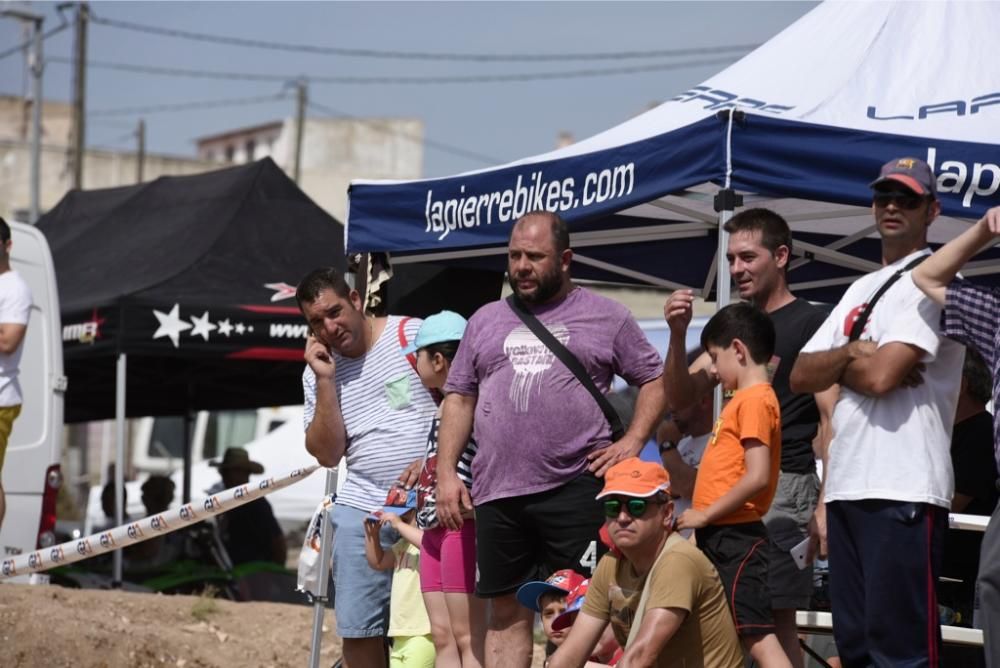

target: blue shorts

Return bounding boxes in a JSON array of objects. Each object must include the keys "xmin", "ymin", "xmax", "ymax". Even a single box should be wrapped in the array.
[{"xmin": 331, "ymin": 503, "xmax": 399, "ymax": 638}]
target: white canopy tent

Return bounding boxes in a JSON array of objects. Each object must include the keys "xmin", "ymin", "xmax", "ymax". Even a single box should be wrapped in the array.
[{"xmin": 346, "ymin": 0, "xmax": 1000, "ymax": 304}]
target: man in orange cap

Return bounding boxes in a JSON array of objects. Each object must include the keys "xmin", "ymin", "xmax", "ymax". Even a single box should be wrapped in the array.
[{"xmin": 548, "ymin": 458, "xmax": 742, "ymax": 668}]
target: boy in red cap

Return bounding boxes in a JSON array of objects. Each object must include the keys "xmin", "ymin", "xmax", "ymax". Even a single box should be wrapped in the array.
[
  {"xmin": 516, "ymin": 568, "xmax": 586, "ymax": 650},
  {"xmin": 549, "ymin": 457, "xmax": 742, "ymax": 668}
]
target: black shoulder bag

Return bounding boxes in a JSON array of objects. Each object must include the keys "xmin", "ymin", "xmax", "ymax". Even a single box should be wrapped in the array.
[
  {"xmin": 848, "ymin": 254, "xmax": 927, "ymax": 341},
  {"xmin": 506, "ymin": 295, "xmax": 626, "ymax": 441}
]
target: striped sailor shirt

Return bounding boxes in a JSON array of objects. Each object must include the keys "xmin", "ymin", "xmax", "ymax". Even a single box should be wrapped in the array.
[{"xmin": 303, "ymin": 315, "xmax": 436, "ymax": 512}]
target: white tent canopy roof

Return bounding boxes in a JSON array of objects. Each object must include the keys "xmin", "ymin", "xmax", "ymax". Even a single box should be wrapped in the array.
[{"xmin": 346, "ymin": 0, "xmax": 1000, "ymax": 301}]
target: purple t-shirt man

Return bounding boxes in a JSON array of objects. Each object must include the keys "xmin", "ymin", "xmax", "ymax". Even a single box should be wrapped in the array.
[{"xmin": 445, "ymin": 287, "xmax": 663, "ymax": 505}]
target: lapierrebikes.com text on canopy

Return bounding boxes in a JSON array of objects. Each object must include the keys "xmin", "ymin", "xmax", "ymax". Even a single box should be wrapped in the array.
[{"xmin": 425, "ymin": 162, "xmax": 635, "ymax": 242}]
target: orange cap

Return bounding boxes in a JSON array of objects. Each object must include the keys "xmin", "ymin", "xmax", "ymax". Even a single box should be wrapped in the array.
[{"xmin": 596, "ymin": 457, "xmax": 670, "ymax": 499}]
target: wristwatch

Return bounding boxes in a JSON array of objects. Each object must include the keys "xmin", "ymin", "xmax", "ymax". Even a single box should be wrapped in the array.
[{"xmin": 658, "ymin": 439, "xmax": 677, "ymax": 454}]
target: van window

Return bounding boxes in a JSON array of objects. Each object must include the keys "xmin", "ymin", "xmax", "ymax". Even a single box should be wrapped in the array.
[
  {"xmin": 148, "ymin": 417, "xmax": 195, "ymax": 460},
  {"xmin": 203, "ymin": 410, "xmax": 257, "ymax": 460}
]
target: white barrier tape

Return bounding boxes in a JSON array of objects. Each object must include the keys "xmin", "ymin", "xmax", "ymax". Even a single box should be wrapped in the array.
[{"xmin": 0, "ymin": 464, "xmax": 321, "ymax": 580}]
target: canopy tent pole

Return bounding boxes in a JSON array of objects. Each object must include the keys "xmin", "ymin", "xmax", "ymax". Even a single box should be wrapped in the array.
[
  {"xmin": 307, "ymin": 469, "xmax": 337, "ymax": 668},
  {"xmin": 712, "ymin": 110, "xmax": 744, "ymax": 419},
  {"xmin": 182, "ymin": 405, "xmax": 193, "ymax": 504},
  {"xmin": 112, "ymin": 352, "xmax": 126, "ymax": 586}
]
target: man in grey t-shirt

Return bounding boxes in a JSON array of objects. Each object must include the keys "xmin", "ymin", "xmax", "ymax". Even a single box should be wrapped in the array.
[{"xmin": 435, "ymin": 211, "xmax": 665, "ymax": 668}]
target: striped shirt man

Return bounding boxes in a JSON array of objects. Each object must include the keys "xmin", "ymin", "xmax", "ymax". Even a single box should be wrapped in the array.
[{"xmin": 303, "ymin": 315, "xmax": 436, "ymax": 511}]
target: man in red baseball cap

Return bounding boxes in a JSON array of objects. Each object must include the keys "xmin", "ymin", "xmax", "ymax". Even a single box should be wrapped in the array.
[
  {"xmin": 792, "ymin": 156, "xmax": 965, "ymax": 666},
  {"xmin": 548, "ymin": 458, "xmax": 742, "ymax": 668}
]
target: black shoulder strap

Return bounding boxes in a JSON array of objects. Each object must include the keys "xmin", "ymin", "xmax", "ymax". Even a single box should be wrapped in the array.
[
  {"xmin": 848, "ymin": 254, "xmax": 927, "ymax": 342},
  {"xmin": 506, "ymin": 295, "xmax": 626, "ymax": 441}
]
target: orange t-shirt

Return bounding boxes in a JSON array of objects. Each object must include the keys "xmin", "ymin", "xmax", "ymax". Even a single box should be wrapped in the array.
[{"xmin": 692, "ymin": 383, "xmax": 782, "ymax": 525}]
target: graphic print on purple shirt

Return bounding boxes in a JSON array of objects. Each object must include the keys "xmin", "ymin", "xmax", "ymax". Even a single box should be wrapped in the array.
[
  {"xmin": 444, "ymin": 288, "xmax": 663, "ymax": 505},
  {"xmin": 504, "ymin": 324, "xmax": 570, "ymax": 411}
]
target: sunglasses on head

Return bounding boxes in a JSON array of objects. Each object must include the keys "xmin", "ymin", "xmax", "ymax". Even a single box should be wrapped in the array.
[
  {"xmin": 603, "ymin": 497, "xmax": 659, "ymax": 519},
  {"xmin": 872, "ymin": 191, "xmax": 927, "ymax": 210}
]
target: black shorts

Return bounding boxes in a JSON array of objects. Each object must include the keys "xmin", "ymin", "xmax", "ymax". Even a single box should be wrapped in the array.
[
  {"xmin": 474, "ymin": 473, "xmax": 607, "ymax": 598},
  {"xmin": 696, "ymin": 521, "xmax": 775, "ymax": 635}
]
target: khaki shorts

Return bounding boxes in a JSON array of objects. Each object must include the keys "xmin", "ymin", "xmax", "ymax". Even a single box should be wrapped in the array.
[{"xmin": 0, "ymin": 404, "xmax": 22, "ymax": 473}]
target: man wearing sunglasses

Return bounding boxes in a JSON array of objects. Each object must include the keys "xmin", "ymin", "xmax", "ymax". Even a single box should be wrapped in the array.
[
  {"xmin": 791, "ymin": 158, "xmax": 964, "ymax": 667},
  {"xmin": 548, "ymin": 458, "xmax": 742, "ymax": 668}
]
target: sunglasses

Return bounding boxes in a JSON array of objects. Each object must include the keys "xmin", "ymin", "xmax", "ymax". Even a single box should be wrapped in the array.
[
  {"xmin": 872, "ymin": 192, "xmax": 928, "ymax": 210},
  {"xmin": 603, "ymin": 497, "xmax": 659, "ymax": 519}
]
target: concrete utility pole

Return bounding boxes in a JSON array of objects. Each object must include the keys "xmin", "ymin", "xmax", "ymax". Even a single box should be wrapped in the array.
[
  {"xmin": 293, "ymin": 79, "xmax": 307, "ymax": 184},
  {"xmin": 2, "ymin": 9, "xmax": 44, "ymax": 223},
  {"xmin": 70, "ymin": 2, "xmax": 88, "ymax": 190},
  {"xmin": 135, "ymin": 119, "xmax": 145, "ymax": 183}
]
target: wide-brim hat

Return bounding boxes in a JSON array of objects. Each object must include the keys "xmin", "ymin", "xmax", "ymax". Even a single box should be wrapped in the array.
[{"xmin": 209, "ymin": 447, "xmax": 264, "ymax": 474}]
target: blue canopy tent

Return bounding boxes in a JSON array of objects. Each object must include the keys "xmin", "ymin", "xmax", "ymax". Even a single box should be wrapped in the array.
[{"xmin": 346, "ymin": 1, "xmax": 1000, "ymax": 305}]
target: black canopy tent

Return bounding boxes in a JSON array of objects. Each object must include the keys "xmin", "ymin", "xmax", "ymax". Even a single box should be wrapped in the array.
[
  {"xmin": 37, "ymin": 158, "xmax": 347, "ymax": 423},
  {"xmin": 35, "ymin": 157, "xmax": 351, "ymax": 570}
]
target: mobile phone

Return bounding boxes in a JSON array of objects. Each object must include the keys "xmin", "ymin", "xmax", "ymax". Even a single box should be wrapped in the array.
[{"xmin": 789, "ymin": 536, "xmax": 811, "ymax": 570}]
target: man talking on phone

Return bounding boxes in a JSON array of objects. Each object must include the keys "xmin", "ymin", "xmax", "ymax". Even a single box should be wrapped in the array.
[{"xmin": 296, "ymin": 267, "xmax": 436, "ymax": 668}]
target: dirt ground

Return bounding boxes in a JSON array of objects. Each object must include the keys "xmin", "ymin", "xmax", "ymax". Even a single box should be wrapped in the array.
[{"xmin": 0, "ymin": 583, "xmax": 547, "ymax": 667}]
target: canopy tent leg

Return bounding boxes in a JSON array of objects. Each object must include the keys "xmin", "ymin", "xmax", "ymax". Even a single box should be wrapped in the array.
[
  {"xmin": 712, "ymin": 108, "xmax": 744, "ymax": 419},
  {"xmin": 182, "ymin": 409, "xmax": 193, "ymax": 504},
  {"xmin": 112, "ymin": 352, "xmax": 126, "ymax": 587},
  {"xmin": 308, "ymin": 469, "xmax": 338, "ymax": 668}
]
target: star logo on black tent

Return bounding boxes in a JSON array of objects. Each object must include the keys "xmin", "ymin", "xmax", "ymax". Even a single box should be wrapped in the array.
[
  {"xmin": 189, "ymin": 311, "xmax": 217, "ymax": 341},
  {"xmin": 152, "ymin": 304, "xmax": 192, "ymax": 348}
]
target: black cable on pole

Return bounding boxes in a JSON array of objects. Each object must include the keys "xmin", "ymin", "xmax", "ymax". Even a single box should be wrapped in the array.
[
  {"xmin": 89, "ymin": 92, "xmax": 288, "ymax": 117},
  {"xmin": 308, "ymin": 100, "xmax": 502, "ymax": 165},
  {"xmin": 49, "ymin": 55, "xmax": 743, "ymax": 85},
  {"xmin": 89, "ymin": 13, "xmax": 760, "ymax": 63}
]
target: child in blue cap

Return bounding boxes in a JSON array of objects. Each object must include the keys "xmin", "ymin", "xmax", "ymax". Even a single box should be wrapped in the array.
[{"xmin": 402, "ymin": 310, "xmax": 485, "ymax": 666}]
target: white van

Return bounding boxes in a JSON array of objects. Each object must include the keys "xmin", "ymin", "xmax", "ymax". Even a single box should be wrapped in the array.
[
  {"xmin": 0, "ymin": 220, "xmax": 65, "ymax": 559},
  {"xmin": 130, "ymin": 406, "xmax": 300, "ymax": 477}
]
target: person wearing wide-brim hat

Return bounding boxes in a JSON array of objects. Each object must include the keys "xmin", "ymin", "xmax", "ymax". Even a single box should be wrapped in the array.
[
  {"xmin": 210, "ymin": 447, "xmax": 265, "ymax": 475},
  {"xmin": 211, "ymin": 447, "xmax": 286, "ymax": 566}
]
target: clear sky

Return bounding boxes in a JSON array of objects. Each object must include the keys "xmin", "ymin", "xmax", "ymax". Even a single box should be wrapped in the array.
[{"xmin": 1, "ymin": 1, "xmax": 817, "ymax": 178}]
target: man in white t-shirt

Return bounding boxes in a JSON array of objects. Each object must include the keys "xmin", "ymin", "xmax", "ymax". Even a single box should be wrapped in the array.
[
  {"xmin": 790, "ymin": 158, "xmax": 963, "ymax": 667},
  {"xmin": 0, "ymin": 217, "xmax": 32, "ymax": 531}
]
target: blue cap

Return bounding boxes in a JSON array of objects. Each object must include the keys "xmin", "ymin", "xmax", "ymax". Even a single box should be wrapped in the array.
[{"xmin": 401, "ymin": 311, "xmax": 467, "ymax": 355}]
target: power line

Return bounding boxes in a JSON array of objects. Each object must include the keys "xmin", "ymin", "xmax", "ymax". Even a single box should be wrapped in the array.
[
  {"xmin": 308, "ymin": 100, "xmax": 502, "ymax": 166},
  {"xmin": 90, "ymin": 13, "xmax": 759, "ymax": 63},
  {"xmin": 49, "ymin": 55, "xmax": 743, "ymax": 85},
  {"xmin": 0, "ymin": 21, "xmax": 69, "ymax": 61},
  {"xmin": 89, "ymin": 92, "xmax": 288, "ymax": 117}
]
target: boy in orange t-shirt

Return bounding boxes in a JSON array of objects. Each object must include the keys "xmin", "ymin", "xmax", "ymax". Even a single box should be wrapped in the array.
[{"xmin": 676, "ymin": 302, "xmax": 790, "ymax": 668}]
